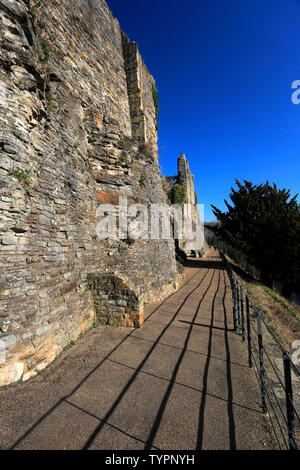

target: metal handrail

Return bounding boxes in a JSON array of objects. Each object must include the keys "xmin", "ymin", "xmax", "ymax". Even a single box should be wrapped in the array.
[{"xmin": 221, "ymin": 251, "xmax": 299, "ymax": 450}]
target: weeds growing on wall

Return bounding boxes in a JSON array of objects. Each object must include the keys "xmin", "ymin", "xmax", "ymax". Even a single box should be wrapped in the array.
[
  {"xmin": 40, "ymin": 39, "xmax": 51, "ymax": 61},
  {"xmin": 10, "ymin": 170, "xmax": 32, "ymax": 187},
  {"xmin": 173, "ymin": 184, "xmax": 187, "ymax": 206}
]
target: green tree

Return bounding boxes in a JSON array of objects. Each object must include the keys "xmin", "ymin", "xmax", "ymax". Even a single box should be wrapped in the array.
[{"xmin": 212, "ymin": 180, "xmax": 300, "ymax": 295}]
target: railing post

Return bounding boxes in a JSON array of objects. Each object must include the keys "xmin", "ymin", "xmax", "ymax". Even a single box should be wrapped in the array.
[
  {"xmin": 246, "ymin": 296, "xmax": 252, "ymax": 368},
  {"xmin": 240, "ymin": 285, "xmax": 245, "ymax": 341},
  {"xmin": 283, "ymin": 351, "xmax": 297, "ymax": 450},
  {"xmin": 257, "ymin": 312, "xmax": 267, "ymax": 413},
  {"xmin": 236, "ymin": 280, "xmax": 241, "ymax": 325},
  {"xmin": 233, "ymin": 278, "xmax": 239, "ymax": 332},
  {"xmin": 236, "ymin": 280, "xmax": 240, "ymax": 324}
]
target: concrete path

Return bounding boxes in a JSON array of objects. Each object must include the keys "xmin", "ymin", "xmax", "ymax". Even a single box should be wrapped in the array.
[{"xmin": 0, "ymin": 251, "xmax": 276, "ymax": 450}]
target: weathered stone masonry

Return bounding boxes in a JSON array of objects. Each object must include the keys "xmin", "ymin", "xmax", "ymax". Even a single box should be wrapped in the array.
[
  {"xmin": 165, "ymin": 153, "xmax": 207, "ymax": 258},
  {"xmin": 0, "ymin": 0, "xmax": 178, "ymax": 386}
]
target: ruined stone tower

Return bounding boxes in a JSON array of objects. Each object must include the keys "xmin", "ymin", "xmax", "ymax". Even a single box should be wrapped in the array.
[{"xmin": 165, "ymin": 154, "xmax": 204, "ymax": 258}]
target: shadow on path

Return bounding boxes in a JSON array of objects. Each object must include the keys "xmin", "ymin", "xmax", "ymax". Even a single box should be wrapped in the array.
[
  {"xmin": 179, "ymin": 320, "xmax": 234, "ymax": 333},
  {"xmin": 222, "ymin": 271, "xmax": 236, "ymax": 449},
  {"xmin": 81, "ymin": 269, "xmax": 211, "ymax": 449},
  {"xmin": 197, "ymin": 269, "xmax": 222, "ymax": 449},
  {"xmin": 10, "ymin": 268, "xmax": 203, "ymax": 450},
  {"xmin": 144, "ymin": 269, "xmax": 216, "ymax": 449},
  {"xmin": 184, "ymin": 259, "xmax": 225, "ymax": 270}
]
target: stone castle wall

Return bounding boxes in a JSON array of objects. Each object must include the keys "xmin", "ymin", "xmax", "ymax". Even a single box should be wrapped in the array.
[
  {"xmin": 165, "ymin": 154, "xmax": 207, "ymax": 258},
  {"xmin": 0, "ymin": 0, "xmax": 178, "ymax": 386}
]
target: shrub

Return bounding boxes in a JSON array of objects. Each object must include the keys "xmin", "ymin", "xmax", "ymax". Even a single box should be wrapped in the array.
[
  {"xmin": 138, "ymin": 142, "xmax": 155, "ymax": 159},
  {"xmin": 30, "ymin": 7, "xmax": 37, "ymax": 20},
  {"xmin": 40, "ymin": 39, "xmax": 51, "ymax": 61},
  {"xmin": 173, "ymin": 184, "xmax": 187, "ymax": 205}
]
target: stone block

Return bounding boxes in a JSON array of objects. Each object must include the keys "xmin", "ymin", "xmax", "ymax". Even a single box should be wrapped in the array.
[{"xmin": 0, "ymin": 362, "xmax": 24, "ymax": 386}]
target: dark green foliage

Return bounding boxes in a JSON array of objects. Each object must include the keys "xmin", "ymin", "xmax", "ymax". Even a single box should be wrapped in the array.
[
  {"xmin": 173, "ymin": 184, "xmax": 187, "ymax": 206},
  {"xmin": 212, "ymin": 180, "xmax": 300, "ymax": 294}
]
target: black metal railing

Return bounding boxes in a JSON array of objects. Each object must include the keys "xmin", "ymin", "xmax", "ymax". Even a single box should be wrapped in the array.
[{"xmin": 222, "ymin": 253, "xmax": 300, "ymax": 450}]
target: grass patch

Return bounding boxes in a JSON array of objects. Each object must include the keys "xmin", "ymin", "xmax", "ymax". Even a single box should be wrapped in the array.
[
  {"xmin": 262, "ymin": 286, "xmax": 299, "ymax": 319},
  {"xmin": 63, "ymin": 340, "xmax": 76, "ymax": 352},
  {"xmin": 228, "ymin": 256, "xmax": 300, "ymax": 350}
]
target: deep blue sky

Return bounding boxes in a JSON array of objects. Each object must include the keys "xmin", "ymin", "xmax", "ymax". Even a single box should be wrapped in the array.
[{"xmin": 107, "ymin": 0, "xmax": 300, "ymax": 221}]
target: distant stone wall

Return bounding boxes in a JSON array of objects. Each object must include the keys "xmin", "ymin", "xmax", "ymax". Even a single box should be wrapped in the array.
[
  {"xmin": 0, "ymin": 0, "xmax": 178, "ymax": 386},
  {"xmin": 165, "ymin": 154, "xmax": 208, "ymax": 258},
  {"xmin": 87, "ymin": 273, "xmax": 142, "ymax": 328}
]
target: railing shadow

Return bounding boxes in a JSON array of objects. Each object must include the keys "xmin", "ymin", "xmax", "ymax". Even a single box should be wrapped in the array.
[
  {"xmin": 8, "ymin": 254, "xmax": 240, "ymax": 451},
  {"xmin": 222, "ymin": 270, "xmax": 236, "ymax": 449},
  {"xmin": 9, "ymin": 268, "xmax": 203, "ymax": 450},
  {"xmin": 143, "ymin": 269, "xmax": 216, "ymax": 449},
  {"xmin": 179, "ymin": 320, "xmax": 234, "ymax": 332},
  {"xmin": 196, "ymin": 269, "xmax": 221, "ymax": 448},
  {"xmin": 81, "ymin": 268, "xmax": 211, "ymax": 450}
]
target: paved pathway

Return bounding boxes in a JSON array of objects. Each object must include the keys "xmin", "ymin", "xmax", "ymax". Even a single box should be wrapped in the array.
[{"xmin": 0, "ymin": 251, "xmax": 275, "ymax": 450}]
